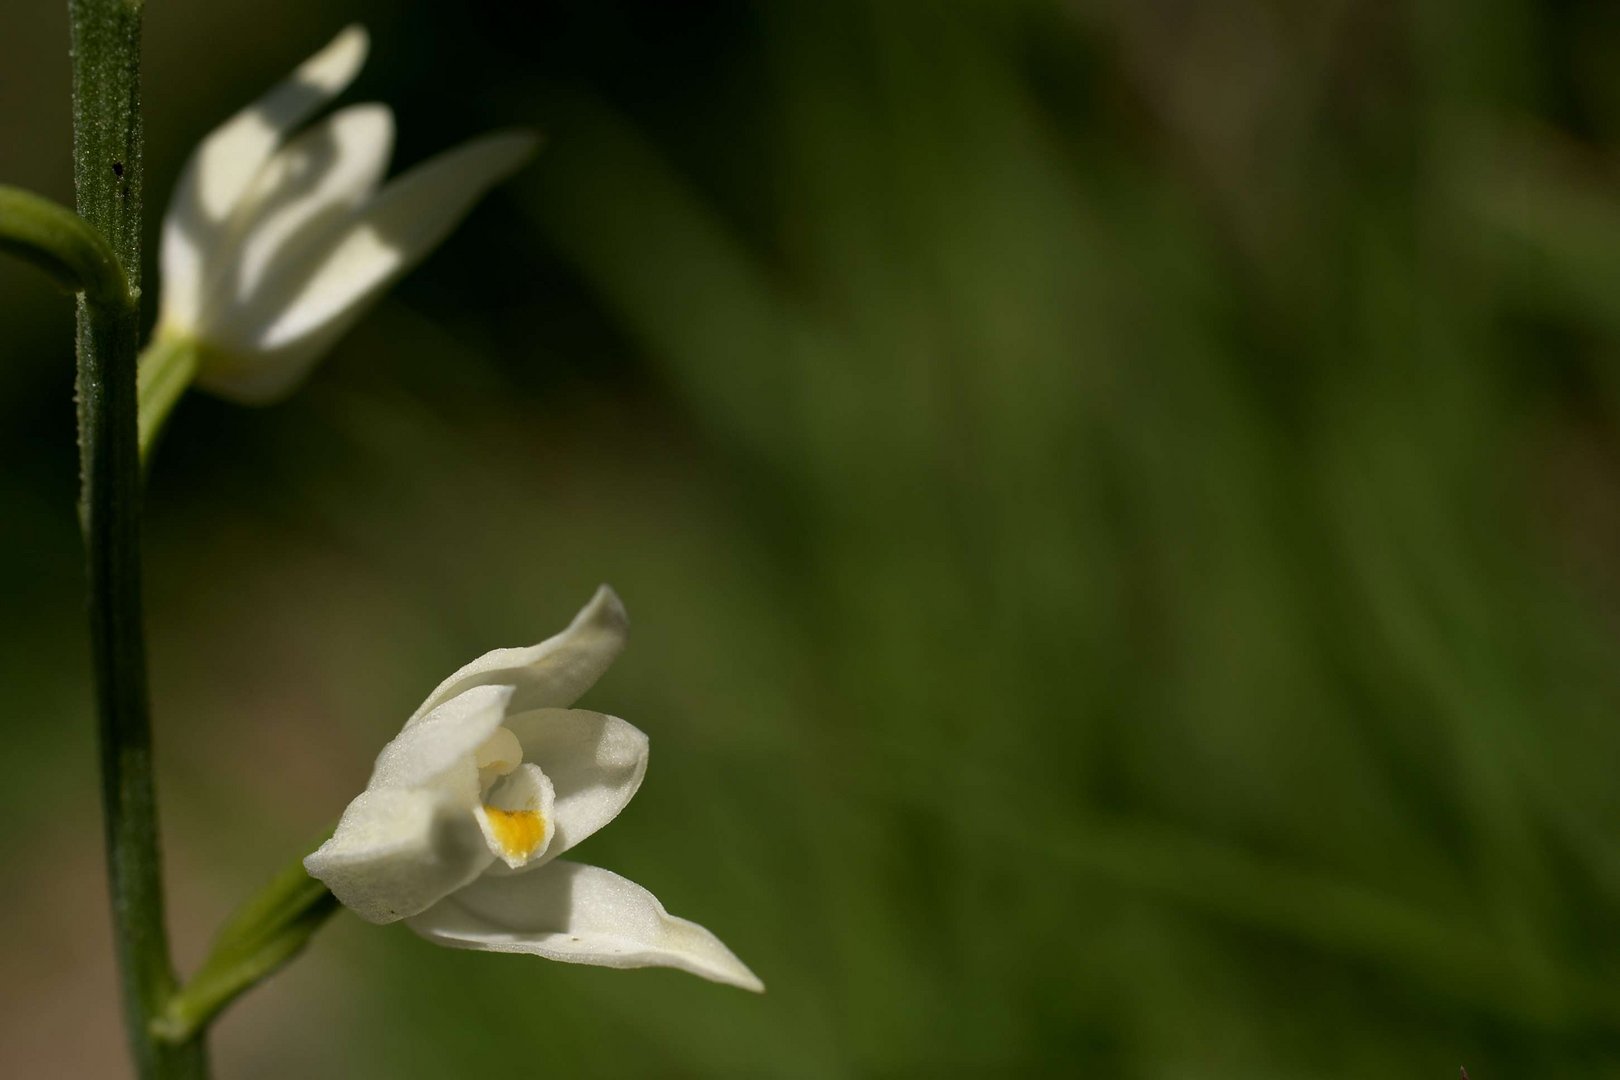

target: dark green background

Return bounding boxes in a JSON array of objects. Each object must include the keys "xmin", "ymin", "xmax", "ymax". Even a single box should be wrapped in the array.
[{"xmin": 4, "ymin": 1, "xmax": 1620, "ymax": 1075}]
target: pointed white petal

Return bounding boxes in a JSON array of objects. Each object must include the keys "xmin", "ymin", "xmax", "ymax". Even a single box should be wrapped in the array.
[
  {"xmin": 407, "ymin": 861, "xmax": 765, "ymax": 991},
  {"xmin": 205, "ymin": 130, "xmax": 536, "ymax": 403},
  {"xmin": 369, "ymin": 684, "xmax": 514, "ymax": 792},
  {"xmin": 160, "ymin": 25, "xmax": 369, "ymax": 333},
  {"xmin": 499, "ymin": 708, "xmax": 648, "ymax": 864},
  {"xmin": 304, "ymin": 787, "xmax": 493, "ymax": 924},
  {"xmin": 257, "ymin": 130, "xmax": 536, "ymax": 347},
  {"xmin": 409, "ymin": 586, "xmax": 629, "ymax": 726}
]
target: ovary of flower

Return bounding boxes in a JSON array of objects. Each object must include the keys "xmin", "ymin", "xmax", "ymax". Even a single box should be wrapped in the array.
[
  {"xmin": 154, "ymin": 25, "xmax": 537, "ymax": 403},
  {"xmin": 303, "ymin": 586, "xmax": 764, "ymax": 992}
]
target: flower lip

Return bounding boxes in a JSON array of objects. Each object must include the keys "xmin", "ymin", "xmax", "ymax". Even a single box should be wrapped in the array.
[
  {"xmin": 474, "ymin": 725, "xmax": 522, "ymax": 787},
  {"xmin": 474, "ymin": 760, "xmax": 556, "ymax": 869},
  {"xmin": 482, "ymin": 807, "xmax": 544, "ymax": 859}
]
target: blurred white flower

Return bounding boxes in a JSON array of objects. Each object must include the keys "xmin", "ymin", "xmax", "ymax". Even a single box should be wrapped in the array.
[
  {"xmin": 304, "ymin": 586, "xmax": 764, "ymax": 992},
  {"xmin": 154, "ymin": 25, "xmax": 536, "ymax": 403}
]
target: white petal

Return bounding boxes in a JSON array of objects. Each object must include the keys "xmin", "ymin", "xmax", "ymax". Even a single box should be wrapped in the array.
[
  {"xmin": 191, "ymin": 105, "xmax": 396, "ymax": 402},
  {"xmin": 500, "ymin": 708, "xmax": 648, "ymax": 864},
  {"xmin": 209, "ymin": 130, "xmax": 537, "ymax": 402},
  {"xmin": 408, "ymin": 586, "xmax": 629, "ymax": 726},
  {"xmin": 407, "ymin": 861, "xmax": 764, "ymax": 991},
  {"xmin": 304, "ymin": 787, "xmax": 493, "ymax": 924},
  {"xmin": 160, "ymin": 25, "xmax": 369, "ymax": 334},
  {"xmin": 215, "ymin": 104, "xmax": 395, "ymax": 308},
  {"xmin": 369, "ymin": 684, "xmax": 513, "ymax": 793}
]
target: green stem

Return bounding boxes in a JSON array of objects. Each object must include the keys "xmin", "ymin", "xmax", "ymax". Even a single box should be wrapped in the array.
[{"xmin": 69, "ymin": 0, "xmax": 206, "ymax": 1075}]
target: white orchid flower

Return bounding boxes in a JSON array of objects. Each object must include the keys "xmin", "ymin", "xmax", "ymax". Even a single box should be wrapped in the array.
[
  {"xmin": 304, "ymin": 586, "xmax": 763, "ymax": 992},
  {"xmin": 151, "ymin": 25, "xmax": 536, "ymax": 405}
]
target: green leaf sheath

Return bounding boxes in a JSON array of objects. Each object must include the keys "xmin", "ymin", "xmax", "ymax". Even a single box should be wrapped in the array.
[{"xmin": 68, "ymin": 0, "xmax": 205, "ymax": 1076}]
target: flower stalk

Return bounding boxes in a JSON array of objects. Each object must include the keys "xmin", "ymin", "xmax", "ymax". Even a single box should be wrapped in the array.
[
  {"xmin": 68, "ymin": 0, "xmax": 204, "ymax": 1075},
  {"xmin": 154, "ymin": 857, "xmax": 340, "ymax": 1045},
  {"xmin": 137, "ymin": 335, "xmax": 200, "ymax": 458}
]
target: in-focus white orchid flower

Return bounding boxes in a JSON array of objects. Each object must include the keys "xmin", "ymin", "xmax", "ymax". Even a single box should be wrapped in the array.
[
  {"xmin": 304, "ymin": 586, "xmax": 763, "ymax": 992},
  {"xmin": 152, "ymin": 25, "xmax": 536, "ymax": 404}
]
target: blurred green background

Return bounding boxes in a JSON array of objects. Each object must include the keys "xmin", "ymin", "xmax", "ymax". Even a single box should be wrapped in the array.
[{"xmin": 5, "ymin": 0, "xmax": 1620, "ymax": 1075}]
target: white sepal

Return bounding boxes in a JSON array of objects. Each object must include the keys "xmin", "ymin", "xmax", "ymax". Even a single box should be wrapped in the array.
[
  {"xmin": 303, "ymin": 684, "xmax": 513, "ymax": 923},
  {"xmin": 304, "ymin": 788, "xmax": 493, "ymax": 925},
  {"xmin": 409, "ymin": 585, "xmax": 629, "ymax": 725},
  {"xmin": 406, "ymin": 861, "xmax": 765, "ymax": 992},
  {"xmin": 369, "ymin": 684, "xmax": 513, "ymax": 792},
  {"xmin": 254, "ymin": 131, "xmax": 537, "ymax": 347},
  {"xmin": 198, "ymin": 131, "xmax": 535, "ymax": 403}
]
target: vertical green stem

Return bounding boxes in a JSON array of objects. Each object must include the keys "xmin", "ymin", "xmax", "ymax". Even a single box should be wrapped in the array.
[{"xmin": 69, "ymin": 0, "xmax": 207, "ymax": 1075}]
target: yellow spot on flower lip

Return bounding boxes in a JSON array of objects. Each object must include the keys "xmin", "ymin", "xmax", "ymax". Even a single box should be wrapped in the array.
[{"xmin": 483, "ymin": 806, "xmax": 545, "ymax": 860}]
